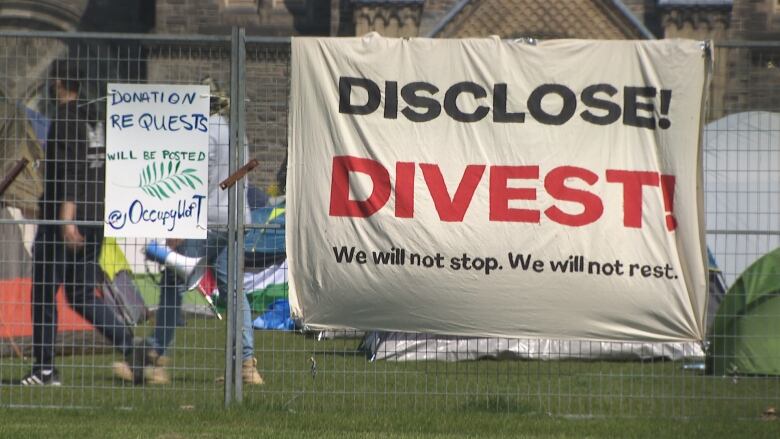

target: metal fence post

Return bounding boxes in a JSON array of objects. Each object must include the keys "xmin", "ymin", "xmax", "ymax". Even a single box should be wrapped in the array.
[
  {"xmin": 233, "ymin": 26, "xmax": 248, "ymax": 403},
  {"xmin": 224, "ymin": 26, "xmax": 245, "ymax": 407}
]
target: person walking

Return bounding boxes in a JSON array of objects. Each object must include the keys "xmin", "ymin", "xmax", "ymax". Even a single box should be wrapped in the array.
[
  {"xmin": 139, "ymin": 77, "xmax": 264, "ymax": 385},
  {"xmin": 21, "ymin": 59, "xmax": 151, "ymax": 386}
]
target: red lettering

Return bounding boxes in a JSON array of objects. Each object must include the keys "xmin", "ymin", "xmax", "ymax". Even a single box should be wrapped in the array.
[
  {"xmin": 420, "ymin": 163, "xmax": 485, "ymax": 222},
  {"xmin": 544, "ymin": 166, "xmax": 603, "ymax": 226},
  {"xmin": 329, "ymin": 156, "xmax": 391, "ymax": 217},
  {"xmin": 395, "ymin": 162, "xmax": 415, "ymax": 218},
  {"xmin": 660, "ymin": 174, "xmax": 677, "ymax": 231},
  {"xmin": 328, "ymin": 156, "xmax": 675, "ymax": 231},
  {"xmin": 489, "ymin": 165, "xmax": 539, "ymax": 222},
  {"xmin": 605, "ymin": 170, "xmax": 659, "ymax": 228}
]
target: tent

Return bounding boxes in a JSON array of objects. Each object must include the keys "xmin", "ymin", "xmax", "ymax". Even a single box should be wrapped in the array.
[
  {"xmin": 243, "ymin": 203, "xmax": 288, "ymax": 317},
  {"xmin": 710, "ymin": 247, "xmax": 780, "ymax": 376},
  {"xmin": 0, "ymin": 89, "xmax": 46, "ymax": 286},
  {"xmin": 0, "ymin": 238, "xmax": 148, "ymax": 358},
  {"xmin": 0, "ymin": 89, "xmax": 44, "ymax": 222},
  {"xmin": 704, "ymin": 111, "xmax": 780, "ymax": 285}
]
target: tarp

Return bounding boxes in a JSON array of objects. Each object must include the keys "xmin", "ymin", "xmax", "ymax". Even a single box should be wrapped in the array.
[
  {"xmin": 288, "ymin": 36, "xmax": 710, "ymax": 342},
  {"xmin": 362, "ymin": 250, "xmax": 725, "ymax": 362},
  {"xmin": 361, "ymin": 332, "xmax": 704, "ymax": 362}
]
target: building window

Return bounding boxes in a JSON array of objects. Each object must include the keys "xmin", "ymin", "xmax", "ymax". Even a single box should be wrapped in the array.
[
  {"xmin": 751, "ymin": 50, "xmax": 780, "ymax": 69},
  {"xmin": 222, "ymin": 0, "xmax": 258, "ymax": 11},
  {"xmin": 272, "ymin": 0, "xmax": 305, "ymax": 11}
]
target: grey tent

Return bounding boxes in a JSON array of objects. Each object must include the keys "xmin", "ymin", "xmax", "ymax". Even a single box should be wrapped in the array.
[
  {"xmin": 704, "ymin": 111, "xmax": 780, "ymax": 286},
  {"xmin": 0, "ymin": 87, "xmax": 44, "ymax": 280}
]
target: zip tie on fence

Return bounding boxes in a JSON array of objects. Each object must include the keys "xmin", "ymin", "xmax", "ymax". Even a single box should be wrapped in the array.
[
  {"xmin": 219, "ymin": 158, "xmax": 259, "ymax": 190},
  {"xmin": 701, "ymin": 40, "xmax": 713, "ymax": 60},
  {"xmin": 198, "ymin": 94, "xmax": 248, "ymax": 101},
  {"xmin": 78, "ymin": 95, "xmax": 107, "ymax": 107},
  {"xmin": 80, "ymin": 91, "xmax": 229, "ymax": 106}
]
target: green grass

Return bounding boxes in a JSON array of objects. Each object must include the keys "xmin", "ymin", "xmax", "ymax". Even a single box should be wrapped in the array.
[
  {"xmin": 0, "ymin": 406, "xmax": 779, "ymax": 438},
  {"xmin": 2, "ymin": 317, "xmax": 779, "ymax": 417},
  {"xmin": 2, "ymin": 303, "xmax": 780, "ymax": 437}
]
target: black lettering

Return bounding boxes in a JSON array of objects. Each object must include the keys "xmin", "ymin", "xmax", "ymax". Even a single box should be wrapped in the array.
[
  {"xmin": 339, "ymin": 77, "xmax": 380, "ymax": 115},
  {"xmin": 333, "ymin": 246, "xmax": 356, "ymax": 263},
  {"xmin": 384, "ymin": 81, "xmax": 398, "ymax": 119},
  {"xmin": 508, "ymin": 253, "xmax": 532, "ymax": 270},
  {"xmin": 527, "ymin": 84, "xmax": 576, "ymax": 125},
  {"xmin": 580, "ymin": 84, "xmax": 621, "ymax": 125},
  {"xmin": 401, "ymin": 82, "xmax": 441, "ymax": 123},
  {"xmin": 623, "ymin": 86, "xmax": 656, "ymax": 129},
  {"xmin": 443, "ymin": 81, "xmax": 489, "ymax": 123},
  {"xmin": 493, "ymin": 83, "xmax": 525, "ymax": 123}
]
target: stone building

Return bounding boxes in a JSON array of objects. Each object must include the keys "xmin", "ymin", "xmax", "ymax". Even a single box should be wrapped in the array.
[
  {"xmin": 147, "ymin": 0, "xmax": 779, "ymax": 129},
  {"xmin": 0, "ymin": 0, "xmax": 777, "ymax": 186}
]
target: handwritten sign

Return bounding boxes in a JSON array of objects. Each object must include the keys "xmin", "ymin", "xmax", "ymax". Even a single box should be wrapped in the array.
[{"xmin": 104, "ymin": 83, "xmax": 210, "ymax": 238}]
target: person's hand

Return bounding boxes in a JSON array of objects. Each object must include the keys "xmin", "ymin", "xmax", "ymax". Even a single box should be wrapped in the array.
[
  {"xmin": 166, "ymin": 238, "xmax": 183, "ymax": 249},
  {"xmin": 62, "ymin": 224, "xmax": 85, "ymax": 250}
]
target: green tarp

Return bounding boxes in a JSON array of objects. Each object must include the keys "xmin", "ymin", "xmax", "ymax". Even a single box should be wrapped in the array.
[{"xmin": 711, "ymin": 247, "xmax": 780, "ymax": 375}]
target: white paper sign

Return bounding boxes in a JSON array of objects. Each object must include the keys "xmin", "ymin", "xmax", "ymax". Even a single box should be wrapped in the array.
[{"xmin": 104, "ymin": 83, "xmax": 210, "ymax": 238}]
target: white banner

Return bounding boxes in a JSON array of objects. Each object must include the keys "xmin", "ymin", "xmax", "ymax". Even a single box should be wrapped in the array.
[
  {"xmin": 288, "ymin": 36, "xmax": 710, "ymax": 342},
  {"xmin": 104, "ymin": 83, "xmax": 209, "ymax": 238}
]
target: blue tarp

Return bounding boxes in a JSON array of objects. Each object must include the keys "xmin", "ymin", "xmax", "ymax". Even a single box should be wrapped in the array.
[{"xmin": 252, "ymin": 298, "xmax": 294, "ymax": 330}]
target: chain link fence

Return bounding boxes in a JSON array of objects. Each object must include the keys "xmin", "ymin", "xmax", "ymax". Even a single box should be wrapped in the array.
[{"xmin": 1, "ymin": 30, "xmax": 779, "ymax": 418}]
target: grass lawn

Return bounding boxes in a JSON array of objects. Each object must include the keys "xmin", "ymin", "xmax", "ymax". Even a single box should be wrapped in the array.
[
  {"xmin": 1, "ymin": 286, "xmax": 779, "ymax": 437},
  {"xmin": 0, "ymin": 406, "xmax": 779, "ymax": 438}
]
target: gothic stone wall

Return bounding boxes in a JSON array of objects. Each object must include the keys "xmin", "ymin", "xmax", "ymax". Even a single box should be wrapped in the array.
[{"xmin": 146, "ymin": 42, "xmax": 290, "ymax": 193}]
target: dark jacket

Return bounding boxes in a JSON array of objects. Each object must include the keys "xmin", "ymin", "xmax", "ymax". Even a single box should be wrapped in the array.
[{"xmin": 40, "ymin": 101, "xmax": 105, "ymax": 224}]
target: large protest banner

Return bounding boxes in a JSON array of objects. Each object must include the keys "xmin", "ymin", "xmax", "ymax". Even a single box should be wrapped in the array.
[
  {"xmin": 104, "ymin": 83, "xmax": 210, "ymax": 238},
  {"xmin": 288, "ymin": 36, "xmax": 711, "ymax": 342}
]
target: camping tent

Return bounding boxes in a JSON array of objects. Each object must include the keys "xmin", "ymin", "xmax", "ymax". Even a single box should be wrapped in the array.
[
  {"xmin": 704, "ymin": 111, "xmax": 780, "ymax": 286},
  {"xmin": 710, "ymin": 247, "xmax": 780, "ymax": 376},
  {"xmin": 0, "ymin": 88, "xmax": 46, "ymax": 284},
  {"xmin": 0, "ymin": 238, "xmax": 148, "ymax": 358}
]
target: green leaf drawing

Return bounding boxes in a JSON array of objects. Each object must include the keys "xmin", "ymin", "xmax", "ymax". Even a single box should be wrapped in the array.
[{"xmin": 138, "ymin": 160, "xmax": 202, "ymax": 200}]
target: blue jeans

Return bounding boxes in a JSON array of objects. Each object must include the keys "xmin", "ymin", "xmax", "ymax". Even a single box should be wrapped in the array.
[{"xmin": 152, "ymin": 232, "xmax": 254, "ymax": 360}]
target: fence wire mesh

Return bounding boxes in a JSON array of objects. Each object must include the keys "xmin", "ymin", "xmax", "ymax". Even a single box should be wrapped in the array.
[{"xmin": 0, "ymin": 31, "xmax": 779, "ymax": 418}]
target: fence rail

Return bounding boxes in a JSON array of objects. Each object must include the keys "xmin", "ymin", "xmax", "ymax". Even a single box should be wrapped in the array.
[{"xmin": 0, "ymin": 30, "xmax": 779, "ymax": 418}]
